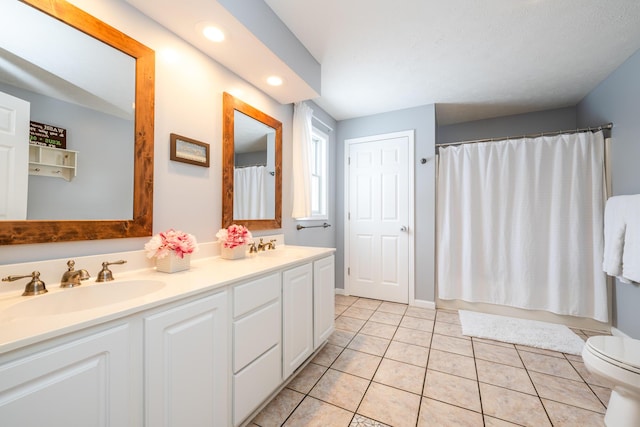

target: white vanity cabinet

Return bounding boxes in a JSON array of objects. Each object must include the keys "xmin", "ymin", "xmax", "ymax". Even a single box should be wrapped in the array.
[
  {"xmin": 144, "ymin": 291, "xmax": 229, "ymax": 427},
  {"xmin": 233, "ymin": 254, "xmax": 335, "ymax": 425},
  {"xmin": 0, "ymin": 248, "xmax": 335, "ymax": 427},
  {"xmin": 0, "ymin": 322, "xmax": 133, "ymax": 426},
  {"xmin": 232, "ymin": 273, "xmax": 282, "ymax": 426}
]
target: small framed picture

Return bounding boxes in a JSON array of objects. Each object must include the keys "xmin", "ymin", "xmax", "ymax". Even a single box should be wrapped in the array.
[{"xmin": 170, "ymin": 133, "xmax": 210, "ymax": 167}]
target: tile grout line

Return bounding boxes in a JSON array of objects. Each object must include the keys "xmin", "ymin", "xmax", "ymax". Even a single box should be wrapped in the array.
[
  {"xmin": 468, "ymin": 337, "xmax": 487, "ymax": 426},
  {"xmin": 513, "ymin": 344, "xmax": 556, "ymax": 426},
  {"xmin": 414, "ymin": 309, "xmax": 437, "ymax": 427},
  {"xmin": 562, "ymin": 351, "xmax": 610, "ymax": 410}
]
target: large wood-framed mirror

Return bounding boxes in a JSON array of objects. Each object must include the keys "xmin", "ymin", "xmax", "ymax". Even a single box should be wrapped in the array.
[
  {"xmin": 0, "ymin": 0, "xmax": 154, "ymax": 245},
  {"xmin": 222, "ymin": 92, "xmax": 282, "ymax": 230}
]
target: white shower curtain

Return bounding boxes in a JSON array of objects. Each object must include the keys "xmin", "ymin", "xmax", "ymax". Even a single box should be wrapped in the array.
[
  {"xmin": 234, "ymin": 166, "xmax": 267, "ymax": 219},
  {"xmin": 437, "ymin": 131, "xmax": 608, "ymax": 322}
]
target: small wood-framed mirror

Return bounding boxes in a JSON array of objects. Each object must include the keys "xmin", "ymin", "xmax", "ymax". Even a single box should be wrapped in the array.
[{"xmin": 222, "ymin": 92, "xmax": 282, "ymax": 230}]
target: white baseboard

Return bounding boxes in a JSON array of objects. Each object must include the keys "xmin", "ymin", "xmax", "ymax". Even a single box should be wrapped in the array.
[
  {"xmin": 611, "ymin": 326, "xmax": 631, "ymax": 338},
  {"xmin": 411, "ymin": 299, "xmax": 436, "ymax": 310},
  {"xmin": 334, "ymin": 290, "xmax": 434, "ymax": 309}
]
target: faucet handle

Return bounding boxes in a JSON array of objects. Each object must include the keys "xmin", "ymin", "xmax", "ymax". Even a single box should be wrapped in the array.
[
  {"xmin": 269, "ymin": 239, "xmax": 277, "ymax": 249},
  {"xmin": 2, "ymin": 271, "xmax": 48, "ymax": 296},
  {"xmin": 66, "ymin": 259, "xmax": 76, "ymax": 271},
  {"xmin": 248, "ymin": 242, "xmax": 258, "ymax": 254},
  {"xmin": 96, "ymin": 260, "xmax": 127, "ymax": 282}
]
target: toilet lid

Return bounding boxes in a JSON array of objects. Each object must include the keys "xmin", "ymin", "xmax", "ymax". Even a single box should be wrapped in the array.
[{"xmin": 586, "ymin": 336, "xmax": 640, "ymax": 371}]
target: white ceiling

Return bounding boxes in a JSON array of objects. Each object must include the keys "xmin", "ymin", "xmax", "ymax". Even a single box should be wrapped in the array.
[
  {"xmin": 127, "ymin": 0, "xmax": 640, "ymax": 125},
  {"xmin": 265, "ymin": 0, "xmax": 640, "ymax": 125},
  {"xmin": 125, "ymin": 0, "xmax": 319, "ymax": 105}
]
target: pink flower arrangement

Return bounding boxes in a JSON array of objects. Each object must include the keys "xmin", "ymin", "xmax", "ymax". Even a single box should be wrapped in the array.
[
  {"xmin": 145, "ymin": 229, "xmax": 198, "ymax": 259},
  {"xmin": 216, "ymin": 224, "xmax": 252, "ymax": 249}
]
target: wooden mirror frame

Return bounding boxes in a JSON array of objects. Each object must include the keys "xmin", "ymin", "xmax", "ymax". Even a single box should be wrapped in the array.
[
  {"xmin": 222, "ymin": 92, "xmax": 282, "ymax": 230},
  {"xmin": 0, "ymin": 0, "xmax": 154, "ymax": 245}
]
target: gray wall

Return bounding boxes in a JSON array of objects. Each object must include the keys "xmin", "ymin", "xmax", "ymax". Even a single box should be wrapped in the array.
[
  {"xmin": 437, "ymin": 107, "xmax": 577, "ymax": 144},
  {"xmin": 336, "ymin": 105, "xmax": 436, "ymax": 302},
  {"xmin": 577, "ymin": 48, "xmax": 640, "ymax": 339}
]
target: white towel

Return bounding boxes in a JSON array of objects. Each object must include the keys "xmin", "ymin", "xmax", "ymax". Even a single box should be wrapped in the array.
[{"xmin": 603, "ymin": 195, "xmax": 640, "ymax": 283}]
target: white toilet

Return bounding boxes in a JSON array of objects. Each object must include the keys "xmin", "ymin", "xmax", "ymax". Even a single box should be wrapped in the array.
[{"xmin": 582, "ymin": 335, "xmax": 640, "ymax": 427}]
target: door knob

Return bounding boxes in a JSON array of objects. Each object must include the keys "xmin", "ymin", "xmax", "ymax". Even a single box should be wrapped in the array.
[{"xmin": 400, "ymin": 226, "xmax": 407, "ymax": 232}]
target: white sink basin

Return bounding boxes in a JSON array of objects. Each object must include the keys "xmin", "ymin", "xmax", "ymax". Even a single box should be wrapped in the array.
[{"xmin": 1, "ymin": 280, "xmax": 166, "ymax": 321}]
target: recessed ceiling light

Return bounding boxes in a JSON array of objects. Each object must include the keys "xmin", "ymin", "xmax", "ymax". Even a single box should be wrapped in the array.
[
  {"xmin": 196, "ymin": 21, "xmax": 226, "ymax": 43},
  {"xmin": 267, "ymin": 76, "xmax": 283, "ymax": 86},
  {"xmin": 202, "ymin": 25, "xmax": 225, "ymax": 42}
]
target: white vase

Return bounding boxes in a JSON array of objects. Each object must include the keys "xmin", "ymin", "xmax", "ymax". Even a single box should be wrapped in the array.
[
  {"xmin": 220, "ymin": 244, "xmax": 246, "ymax": 260},
  {"xmin": 156, "ymin": 253, "xmax": 191, "ymax": 273}
]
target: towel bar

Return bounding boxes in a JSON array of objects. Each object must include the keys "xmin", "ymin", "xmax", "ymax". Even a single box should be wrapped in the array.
[{"xmin": 296, "ymin": 223, "xmax": 331, "ymax": 230}]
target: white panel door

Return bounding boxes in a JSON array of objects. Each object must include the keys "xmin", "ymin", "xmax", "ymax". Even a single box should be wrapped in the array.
[
  {"xmin": 347, "ymin": 132, "xmax": 411, "ymax": 303},
  {"xmin": 145, "ymin": 292, "xmax": 229, "ymax": 427},
  {"xmin": 0, "ymin": 91, "xmax": 29, "ymax": 220}
]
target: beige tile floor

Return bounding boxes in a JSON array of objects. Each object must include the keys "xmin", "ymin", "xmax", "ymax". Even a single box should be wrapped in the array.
[{"xmin": 249, "ymin": 295, "xmax": 610, "ymax": 427}]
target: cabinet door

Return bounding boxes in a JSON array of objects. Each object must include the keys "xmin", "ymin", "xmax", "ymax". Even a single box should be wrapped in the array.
[
  {"xmin": 282, "ymin": 263, "xmax": 313, "ymax": 379},
  {"xmin": 145, "ymin": 292, "xmax": 229, "ymax": 427},
  {"xmin": 314, "ymin": 255, "xmax": 335, "ymax": 348},
  {"xmin": 0, "ymin": 323, "xmax": 132, "ymax": 426}
]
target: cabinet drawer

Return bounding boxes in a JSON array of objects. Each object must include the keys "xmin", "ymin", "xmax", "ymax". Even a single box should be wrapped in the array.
[
  {"xmin": 233, "ymin": 273, "xmax": 280, "ymax": 318},
  {"xmin": 233, "ymin": 344, "xmax": 281, "ymax": 426},
  {"xmin": 233, "ymin": 300, "xmax": 280, "ymax": 372}
]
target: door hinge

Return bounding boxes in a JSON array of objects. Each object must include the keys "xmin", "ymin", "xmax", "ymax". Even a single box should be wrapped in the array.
[
  {"xmin": 348, "ymin": 212, "xmax": 350, "ymax": 220},
  {"xmin": 347, "ymin": 267, "xmax": 350, "ymax": 276},
  {"xmin": 348, "ymin": 156, "xmax": 351, "ymax": 165}
]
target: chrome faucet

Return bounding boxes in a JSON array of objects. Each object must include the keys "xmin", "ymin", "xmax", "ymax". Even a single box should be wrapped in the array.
[
  {"xmin": 60, "ymin": 260, "xmax": 90, "ymax": 288},
  {"xmin": 96, "ymin": 260, "xmax": 127, "ymax": 282},
  {"xmin": 2, "ymin": 271, "xmax": 48, "ymax": 296}
]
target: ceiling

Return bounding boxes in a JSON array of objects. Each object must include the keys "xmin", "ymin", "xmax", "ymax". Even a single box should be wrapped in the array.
[{"xmin": 127, "ymin": 0, "xmax": 640, "ymax": 125}]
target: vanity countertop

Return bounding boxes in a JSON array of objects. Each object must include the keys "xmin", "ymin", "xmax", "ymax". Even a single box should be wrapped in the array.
[{"xmin": 0, "ymin": 245, "xmax": 335, "ymax": 355}]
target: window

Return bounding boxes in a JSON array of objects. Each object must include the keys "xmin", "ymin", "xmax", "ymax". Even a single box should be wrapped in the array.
[{"xmin": 308, "ymin": 126, "xmax": 328, "ymax": 219}]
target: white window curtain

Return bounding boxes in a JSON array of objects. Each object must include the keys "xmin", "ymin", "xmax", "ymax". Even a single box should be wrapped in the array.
[
  {"xmin": 233, "ymin": 166, "xmax": 267, "ymax": 219},
  {"xmin": 291, "ymin": 102, "xmax": 313, "ymax": 218},
  {"xmin": 437, "ymin": 131, "xmax": 608, "ymax": 322}
]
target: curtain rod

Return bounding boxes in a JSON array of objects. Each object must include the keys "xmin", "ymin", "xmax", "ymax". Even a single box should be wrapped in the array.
[
  {"xmin": 436, "ymin": 122, "xmax": 613, "ymax": 149},
  {"xmin": 312, "ymin": 116, "xmax": 334, "ymax": 132},
  {"xmin": 235, "ymin": 163, "xmax": 266, "ymax": 168}
]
